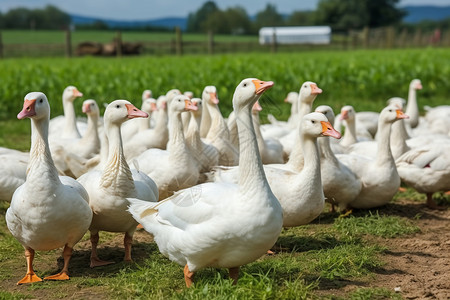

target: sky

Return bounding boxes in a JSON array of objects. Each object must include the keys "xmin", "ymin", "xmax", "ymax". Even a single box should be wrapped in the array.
[{"xmin": 0, "ymin": 0, "xmax": 449, "ymax": 21}]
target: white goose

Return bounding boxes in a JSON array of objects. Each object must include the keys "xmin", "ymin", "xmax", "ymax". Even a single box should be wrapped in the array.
[
  {"xmin": 184, "ymin": 98, "xmax": 220, "ymax": 173},
  {"xmin": 0, "ymin": 151, "xmax": 28, "ymax": 202},
  {"xmin": 6, "ymin": 92, "xmax": 92, "ymax": 285},
  {"xmin": 315, "ymin": 105, "xmax": 362, "ymax": 212},
  {"xmin": 396, "ymin": 142, "xmax": 450, "ymax": 209},
  {"xmin": 404, "ymin": 79, "xmax": 422, "ymax": 129},
  {"xmin": 49, "ymin": 86, "xmax": 84, "ymax": 139},
  {"xmin": 127, "ymin": 78, "xmax": 283, "ymax": 287},
  {"xmin": 337, "ymin": 105, "xmax": 409, "ymax": 209},
  {"xmin": 121, "ymin": 90, "xmax": 155, "ymax": 142},
  {"xmin": 133, "ymin": 95, "xmax": 199, "ymax": 200},
  {"xmin": 203, "ymin": 86, "xmax": 239, "ymax": 166},
  {"xmin": 77, "ymin": 100, "xmax": 158, "ymax": 267}
]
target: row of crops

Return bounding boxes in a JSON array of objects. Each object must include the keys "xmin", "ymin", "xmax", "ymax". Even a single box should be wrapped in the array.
[{"xmin": 0, "ymin": 48, "xmax": 449, "ymax": 121}]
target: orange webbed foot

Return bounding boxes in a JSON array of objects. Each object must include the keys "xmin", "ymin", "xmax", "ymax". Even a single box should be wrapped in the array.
[
  {"xmin": 17, "ymin": 273, "xmax": 43, "ymax": 285},
  {"xmin": 44, "ymin": 271, "xmax": 70, "ymax": 281},
  {"xmin": 90, "ymin": 257, "xmax": 114, "ymax": 268}
]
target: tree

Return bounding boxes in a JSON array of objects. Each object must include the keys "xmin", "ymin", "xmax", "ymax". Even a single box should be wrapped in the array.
[
  {"xmin": 187, "ymin": 1, "xmax": 220, "ymax": 32},
  {"xmin": 223, "ymin": 7, "xmax": 251, "ymax": 34},
  {"xmin": 315, "ymin": 0, "xmax": 406, "ymax": 31},
  {"xmin": 286, "ymin": 11, "xmax": 315, "ymax": 26},
  {"xmin": 1, "ymin": 5, "xmax": 70, "ymax": 30},
  {"xmin": 254, "ymin": 4, "xmax": 284, "ymax": 30}
]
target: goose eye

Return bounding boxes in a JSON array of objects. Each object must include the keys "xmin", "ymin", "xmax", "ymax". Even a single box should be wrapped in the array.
[
  {"xmin": 389, "ymin": 109, "xmax": 393, "ymax": 112},
  {"xmin": 39, "ymin": 99, "xmax": 43, "ymax": 103},
  {"xmin": 243, "ymin": 83, "xmax": 247, "ymax": 87},
  {"xmin": 311, "ymin": 120, "xmax": 316, "ymax": 124},
  {"xmin": 116, "ymin": 105, "xmax": 120, "ymax": 108}
]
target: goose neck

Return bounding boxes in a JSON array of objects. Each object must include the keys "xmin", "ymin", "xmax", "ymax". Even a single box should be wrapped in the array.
[
  {"xmin": 252, "ymin": 112, "xmax": 266, "ymax": 152},
  {"xmin": 340, "ymin": 119, "xmax": 357, "ymax": 146},
  {"xmin": 301, "ymin": 133, "xmax": 322, "ymax": 182},
  {"xmin": 62, "ymin": 99, "xmax": 80, "ymax": 138},
  {"xmin": 376, "ymin": 120, "xmax": 395, "ymax": 166},
  {"xmin": 318, "ymin": 136, "xmax": 339, "ymax": 164},
  {"xmin": 185, "ymin": 112, "xmax": 202, "ymax": 151}
]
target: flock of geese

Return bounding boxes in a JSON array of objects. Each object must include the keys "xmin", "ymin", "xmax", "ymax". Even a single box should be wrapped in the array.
[{"xmin": 1, "ymin": 78, "xmax": 449, "ymax": 287}]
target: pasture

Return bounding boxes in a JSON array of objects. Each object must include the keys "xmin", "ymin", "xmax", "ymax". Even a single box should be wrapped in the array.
[{"xmin": 0, "ymin": 48, "xmax": 449, "ymax": 299}]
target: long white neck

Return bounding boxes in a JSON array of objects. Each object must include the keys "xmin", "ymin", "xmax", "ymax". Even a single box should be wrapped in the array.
[
  {"xmin": 28, "ymin": 117, "xmax": 60, "ymax": 184},
  {"xmin": 185, "ymin": 111, "xmax": 202, "ymax": 152},
  {"xmin": 138, "ymin": 113, "xmax": 151, "ymax": 131},
  {"xmin": 206, "ymin": 103, "xmax": 230, "ymax": 140},
  {"xmin": 340, "ymin": 118, "xmax": 357, "ymax": 147},
  {"xmin": 236, "ymin": 105, "xmax": 271, "ymax": 196},
  {"xmin": 101, "ymin": 121, "xmax": 134, "ymax": 195},
  {"xmin": 318, "ymin": 136, "xmax": 339, "ymax": 165},
  {"xmin": 405, "ymin": 87, "xmax": 419, "ymax": 128},
  {"xmin": 300, "ymin": 132, "xmax": 323, "ymax": 195},
  {"xmin": 168, "ymin": 111, "xmax": 190, "ymax": 163},
  {"xmin": 154, "ymin": 108, "xmax": 168, "ymax": 132},
  {"xmin": 390, "ymin": 120, "xmax": 410, "ymax": 159},
  {"xmin": 252, "ymin": 111, "xmax": 266, "ymax": 153},
  {"xmin": 375, "ymin": 120, "xmax": 395, "ymax": 167},
  {"xmin": 200, "ymin": 101, "xmax": 211, "ymax": 138},
  {"xmin": 80, "ymin": 113, "xmax": 100, "ymax": 148},
  {"xmin": 62, "ymin": 98, "xmax": 81, "ymax": 138}
]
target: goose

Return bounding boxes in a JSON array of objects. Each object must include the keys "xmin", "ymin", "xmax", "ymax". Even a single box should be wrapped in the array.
[
  {"xmin": 315, "ymin": 105, "xmax": 362, "ymax": 212},
  {"xmin": 252, "ymin": 101, "xmax": 284, "ymax": 164},
  {"xmin": 278, "ymin": 81, "xmax": 323, "ymax": 171},
  {"xmin": 339, "ymin": 105, "xmax": 373, "ymax": 147},
  {"xmin": 182, "ymin": 91, "xmax": 194, "ymax": 132},
  {"xmin": 127, "ymin": 78, "xmax": 283, "ymax": 287},
  {"xmin": 266, "ymin": 91, "xmax": 299, "ymax": 128},
  {"xmin": 209, "ymin": 112, "xmax": 341, "ymax": 226},
  {"xmin": 133, "ymin": 95, "xmax": 200, "ymax": 200},
  {"xmin": 203, "ymin": 86, "xmax": 239, "ymax": 166},
  {"xmin": 6, "ymin": 92, "xmax": 92, "ymax": 285},
  {"xmin": 184, "ymin": 98, "xmax": 220, "ymax": 173},
  {"xmin": 396, "ymin": 142, "xmax": 450, "ymax": 209},
  {"xmin": 77, "ymin": 100, "xmax": 158, "ymax": 267},
  {"xmin": 49, "ymin": 86, "xmax": 84, "ymax": 139},
  {"xmin": 404, "ymin": 79, "xmax": 422, "ymax": 129},
  {"xmin": 337, "ymin": 105, "xmax": 409, "ymax": 209}
]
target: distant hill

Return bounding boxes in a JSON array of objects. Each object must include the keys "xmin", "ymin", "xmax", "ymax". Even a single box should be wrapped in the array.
[
  {"xmin": 70, "ymin": 14, "xmax": 187, "ymax": 30},
  {"xmin": 403, "ymin": 5, "xmax": 450, "ymax": 23}
]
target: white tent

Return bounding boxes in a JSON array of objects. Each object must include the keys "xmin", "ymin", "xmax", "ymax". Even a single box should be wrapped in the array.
[{"xmin": 259, "ymin": 26, "xmax": 332, "ymax": 45}]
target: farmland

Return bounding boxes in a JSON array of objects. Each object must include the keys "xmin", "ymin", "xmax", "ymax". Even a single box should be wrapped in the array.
[{"xmin": 0, "ymin": 48, "xmax": 449, "ymax": 299}]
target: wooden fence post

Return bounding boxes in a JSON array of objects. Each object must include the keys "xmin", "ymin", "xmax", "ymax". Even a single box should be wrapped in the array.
[
  {"xmin": 271, "ymin": 29, "xmax": 277, "ymax": 53},
  {"xmin": 65, "ymin": 29, "xmax": 72, "ymax": 58},
  {"xmin": 386, "ymin": 26, "xmax": 395, "ymax": 48},
  {"xmin": 362, "ymin": 26, "xmax": 369, "ymax": 48},
  {"xmin": 116, "ymin": 31, "xmax": 122, "ymax": 57},
  {"xmin": 0, "ymin": 31, "xmax": 3, "ymax": 59},
  {"xmin": 413, "ymin": 29, "xmax": 422, "ymax": 47},
  {"xmin": 175, "ymin": 26, "xmax": 183, "ymax": 56},
  {"xmin": 208, "ymin": 30, "xmax": 214, "ymax": 55}
]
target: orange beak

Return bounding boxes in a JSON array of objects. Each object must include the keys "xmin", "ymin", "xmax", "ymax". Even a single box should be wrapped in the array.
[
  {"xmin": 210, "ymin": 92, "xmax": 219, "ymax": 105},
  {"xmin": 416, "ymin": 82, "xmax": 423, "ymax": 90},
  {"xmin": 82, "ymin": 102, "xmax": 91, "ymax": 113},
  {"xmin": 252, "ymin": 101, "xmax": 262, "ymax": 112},
  {"xmin": 17, "ymin": 99, "xmax": 37, "ymax": 119},
  {"xmin": 310, "ymin": 83, "xmax": 323, "ymax": 95},
  {"xmin": 185, "ymin": 99, "xmax": 198, "ymax": 111},
  {"xmin": 73, "ymin": 88, "xmax": 83, "ymax": 97},
  {"xmin": 396, "ymin": 109, "xmax": 409, "ymax": 119},
  {"xmin": 252, "ymin": 79, "xmax": 274, "ymax": 95},
  {"xmin": 321, "ymin": 121, "xmax": 341, "ymax": 139},
  {"xmin": 125, "ymin": 103, "xmax": 148, "ymax": 119},
  {"xmin": 340, "ymin": 110, "xmax": 349, "ymax": 120},
  {"xmin": 150, "ymin": 102, "xmax": 157, "ymax": 111}
]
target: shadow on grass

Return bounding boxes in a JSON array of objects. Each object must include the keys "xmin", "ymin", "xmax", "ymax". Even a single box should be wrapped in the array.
[{"xmin": 274, "ymin": 235, "xmax": 344, "ymax": 253}]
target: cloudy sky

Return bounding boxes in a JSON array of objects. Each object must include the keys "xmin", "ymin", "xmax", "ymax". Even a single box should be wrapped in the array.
[{"xmin": 0, "ymin": 0, "xmax": 448, "ymax": 20}]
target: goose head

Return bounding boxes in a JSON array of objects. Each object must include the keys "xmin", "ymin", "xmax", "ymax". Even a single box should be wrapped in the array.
[
  {"xmin": 104, "ymin": 100, "xmax": 148, "ymax": 127},
  {"xmin": 315, "ymin": 105, "xmax": 336, "ymax": 125},
  {"xmin": 302, "ymin": 112, "xmax": 341, "ymax": 139},
  {"xmin": 284, "ymin": 91, "xmax": 299, "ymax": 103},
  {"xmin": 82, "ymin": 99, "xmax": 100, "ymax": 117},
  {"xmin": 63, "ymin": 85, "xmax": 83, "ymax": 102},
  {"xmin": 379, "ymin": 105, "xmax": 409, "ymax": 124},
  {"xmin": 387, "ymin": 97, "xmax": 406, "ymax": 110},
  {"xmin": 18, "ymin": 92, "xmax": 50, "ymax": 121},
  {"xmin": 232, "ymin": 78, "xmax": 274, "ymax": 111},
  {"xmin": 142, "ymin": 89, "xmax": 153, "ymax": 101},
  {"xmin": 410, "ymin": 79, "xmax": 422, "ymax": 91},
  {"xmin": 141, "ymin": 98, "xmax": 157, "ymax": 114},
  {"xmin": 298, "ymin": 81, "xmax": 322, "ymax": 104},
  {"xmin": 339, "ymin": 105, "xmax": 356, "ymax": 121},
  {"xmin": 190, "ymin": 98, "xmax": 203, "ymax": 117},
  {"xmin": 184, "ymin": 91, "xmax": 194, "ymax": 99},
  {"xmin": 169, "ymin": 95, "xmax": 198, "ymax": 115},
  {"xmin": 165, "ymin": 89, "xmax": 182, "ymax": 106},
  {"xmin": 156, "ymin": 95, "xmax": 168, "ymax": 111},
  {"xmin": 202, "ymin": 86, "xmax": 219, "ymax": 105}
]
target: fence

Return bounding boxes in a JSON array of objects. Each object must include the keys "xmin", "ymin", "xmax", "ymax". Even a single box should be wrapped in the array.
[{"xmin": 0, "ymin": 26, "xmax": 448, "ymax": 58}]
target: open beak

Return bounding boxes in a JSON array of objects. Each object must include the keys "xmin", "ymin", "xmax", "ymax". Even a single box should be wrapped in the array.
[
  {"xmin": 252, "ymin": 79, "xmax": 274, "ymax": 95},
  {"xmin": 396, "ymin": 109, "xmax": 409, "ymax": 119},
  {"xmin": 82, "ymin": 103, "xmax": 91, "ymax": 113},
  {"xmin": 210, "ymin": 93, "xmax": 219, "ymax": 104},
  {"xmin": 321, "ymin": 121, "xmax": 341, "ymax": 139},
  {"xmin": 17, "ymin": 99, "xmax": 37, "ymax": 119},
  {"xmin": 185, "ymin": 100, "xmax": 198, "ymax": 111},
  {"xmin": 126, "ymin": 103, "xmax": 148, "ymax": 119},
  {"xmin": 310, "ymin": 83, "xmax": 323, "ymax": 95}
]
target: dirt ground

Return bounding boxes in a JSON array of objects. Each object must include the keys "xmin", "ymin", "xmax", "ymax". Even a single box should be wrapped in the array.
[{"xmin": 1, "ymin": 198, "xmax": 449, "ymax": 299}]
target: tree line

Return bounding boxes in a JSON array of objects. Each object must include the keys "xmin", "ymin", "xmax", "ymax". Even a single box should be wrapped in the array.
[{"xmin": 0, "ymin": 1, "xmax": 448, "ymax": 33}]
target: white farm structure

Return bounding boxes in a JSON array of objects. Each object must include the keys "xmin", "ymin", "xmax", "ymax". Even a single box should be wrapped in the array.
[{"xmin": 259, "ymin": 26, "xmax": 332, "ymax": 45}]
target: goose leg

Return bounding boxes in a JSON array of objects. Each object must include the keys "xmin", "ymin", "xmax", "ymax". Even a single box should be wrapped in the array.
[
  {"xmin": 229, "ymin": 267, "xmax": 240, "ymax": 285},
  {"xmin": 426, "ymin": 193, "xmax": 445, "ymax": 210},
  {"xmin": 124, "ymin": 232, "xmax": 133, "ymax": 262},
  {"xmin": 17, "ymin": 248, "xmax": 42, "ymax": 285},
  {"xmin": 184, "ymin": 264, "xmax": 195, "ymax": 287},
  {"xmin": 90, "ymin": 232, "xmax": 114, "ymax": 268},
  {"xmin": 44, "ymin": 245, "xmax": 71, "ymax": 281}
]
